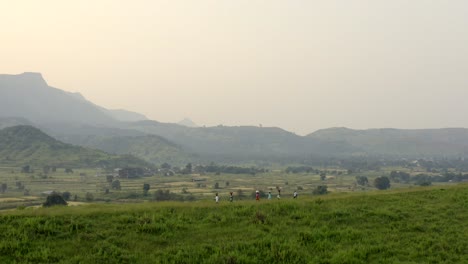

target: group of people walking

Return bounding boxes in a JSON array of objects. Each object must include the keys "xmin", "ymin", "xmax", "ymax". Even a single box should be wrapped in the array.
[{"xmin": 215, "ymin": 190, "xmax": 298, "ymax": 203}]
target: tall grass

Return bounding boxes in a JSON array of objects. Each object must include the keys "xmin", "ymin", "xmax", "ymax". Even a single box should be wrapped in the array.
[{"xmin": 1, "ymin": 185, "xmax": 467, "ymax": 263}]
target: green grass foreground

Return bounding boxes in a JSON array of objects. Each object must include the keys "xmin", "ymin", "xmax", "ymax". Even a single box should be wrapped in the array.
[{"xmin": 1, "ymin": 186, "xmax": 467, "ymax": 263}]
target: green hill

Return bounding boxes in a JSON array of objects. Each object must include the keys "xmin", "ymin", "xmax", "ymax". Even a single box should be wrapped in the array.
[
  {"xmin": 0, "ymin": 185, "xmax": 466, "ymax": 263},
  {"xmin": 123, "ymin": 121, "xmax": 358, "ymax": 163},
  {"xmin": 0, "ymin": 125, "xmax": 152, "ymax": 168},
  {"xmin": 69, "ymin": 134, "xmax": 195, "ymax": 165}
]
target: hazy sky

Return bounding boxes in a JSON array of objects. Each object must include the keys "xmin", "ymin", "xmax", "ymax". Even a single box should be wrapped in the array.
[{"xmin": 1, "ymin": 1, "xmax": 468, "ymax": 134}]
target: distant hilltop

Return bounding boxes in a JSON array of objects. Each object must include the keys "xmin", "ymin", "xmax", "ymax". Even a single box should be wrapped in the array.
[
  {"xmin": 0, "ymin": 72, "xmax": 147, "ymax": 125},
  {"xmin": 178, "ymin": 118, "xmax": 198, "ymax": 127}
]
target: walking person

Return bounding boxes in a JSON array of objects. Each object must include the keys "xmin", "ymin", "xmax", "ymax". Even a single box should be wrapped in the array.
[
  {"xmin": 293, "ymin": 191, "xmax": 298, "ymax": 199},
  {"xmin": 215, "ymin": 192, "xmax": 219, "ymax": 203},
  {"xmin": 229, "ymin": 192, "xmax": 233, "ymax": 202},
  {"xmin": 268, "ymin": 191, "xmax": 272, "ymax": 200},
  {"xmin": 255, "ymin": 190, "xmax": 260, "ymax": 201}
]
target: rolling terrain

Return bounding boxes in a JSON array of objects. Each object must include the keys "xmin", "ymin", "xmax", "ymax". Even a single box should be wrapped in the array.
[
  {"xmin": 309, "ymin": 127, "xmax": 468, "ymax": 158},
  {"xmin": 0, "ymin": 125, "xmax": 151, "ymax": 168},
  {"xmin": 3, "ymin": 73, "xmax": 468, "ymax": 164},
  {"xmin": 0, "ymin": 185, "xmax": 466, "ymax": 263}
]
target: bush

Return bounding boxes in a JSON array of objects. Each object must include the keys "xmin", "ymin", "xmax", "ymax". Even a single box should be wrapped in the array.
[
  {"xmin": 43, "ymin": 194, "xmax": 68, "ymax": 207},
  {"xmin": 112, "ymin": 180, "xmax": 121, "ymax": 190},
  {"xmin": 85, "ymin": 192, "xmax": 94, "ymax": 202},
  {"xmin": 312, "ymin": 185, "xmax": 328, "ymax": 195},
  {"xmin": 374, "ymin": 176, "xmax": 391, "ymax": 190},
  {"xmin": 356, "ymin": 176, "xmax": 368, "ymax": 186},
  {"xmin": 416, "ymin": 180, "xmax": 432, "ymax": 186},
  {"xmin": 143, "ymin": 183, "xmax": 150, "ymax": 196},
  {"xmin": 62, "ymin": 191, "xmax": 71, "ymax": 200}
]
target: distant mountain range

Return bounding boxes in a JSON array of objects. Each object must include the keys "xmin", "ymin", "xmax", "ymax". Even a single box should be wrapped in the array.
[
  {"xmin": 307, "ymin": 127, "xmax": 468, "ymax": 158},
  {"xmin": 2, "ymin": 72, "xmax": 468, "ymax": 165},
  {"xmin": 0, "ymin": 126, "xmax": 152, "ymax": 168}
]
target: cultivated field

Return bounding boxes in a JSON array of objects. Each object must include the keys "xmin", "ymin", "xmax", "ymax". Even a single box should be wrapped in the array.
[{"xmin": 0, "ymin": 165, "xmax": 462, "ymax": 210}]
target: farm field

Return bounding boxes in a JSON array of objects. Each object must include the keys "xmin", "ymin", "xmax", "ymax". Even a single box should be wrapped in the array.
[
  {"xmin": 0, "ymin": 184, "xmax": 467, "ymax": 263},
  {"xmin": 1, "ymin": 165, "xmax": 454, "ymax": 210}
]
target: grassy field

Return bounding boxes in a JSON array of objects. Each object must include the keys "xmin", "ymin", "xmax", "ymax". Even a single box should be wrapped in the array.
[{"xmin": 0, "ymin": 184, "xmax": 467, "ymax": 263}]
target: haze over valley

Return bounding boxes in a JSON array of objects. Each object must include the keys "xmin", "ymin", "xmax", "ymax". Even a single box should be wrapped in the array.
[
  {"xmin": 1, "ymin": 2, "xmax": 468, "ymax": 263},
  {"xmin": 2, "ymin": 72, "xmax": 468, "ymax": 166}
]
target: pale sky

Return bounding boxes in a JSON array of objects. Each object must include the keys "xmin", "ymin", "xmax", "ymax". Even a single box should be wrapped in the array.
[{"xmin": 1, "ymin": 1, "xmax": 468, "ymax": 135}]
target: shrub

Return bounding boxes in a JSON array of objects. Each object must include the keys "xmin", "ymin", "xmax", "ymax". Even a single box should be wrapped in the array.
[
  {"xmin": 62, "ymin": 191, "xmax": 71, "ymax": 200},
  {"xmin": 374, "ymin": 176, "xmax": 391, "ymax": 190},
  {"xmin": 112, "ymin": 180, "xmax": 121, "ymax": 190},
  {"xmin": 312, "ymin": 185, "xmax": 328, "ymax": 195},
  {"xmin": 43, "ymin": 194, "xmax": 68, "ymax": 207},
  {"xmin": 143, "ymin": 183, "xmax": 150, "ymax": 196},
  {"xmin": 85, "ymin": 192, "xmax": 94, "ymax": 202},
  {"xmin": 356, "ymin": 176, "xmax": 368, "ymax": 186}
]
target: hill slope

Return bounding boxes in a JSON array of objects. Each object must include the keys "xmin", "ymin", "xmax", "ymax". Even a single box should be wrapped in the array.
[
  {"xmin": 0, "ymin": 185, "xmax": 466, "ymax": 263},
  {"xmin": 308, "ymin": 127, "xmax": 468, "ymax": 157},
  {"xmin": 0, "ymin": 73, "xmax": 118, "ymax": 126},
  {"xmin": 0, "ymin": 125, "xmax": 151, "ymax": 168},
  {"xmin": 123, "ymin": 121, "xmax": 358, "ymax": 162},
  {"xmin": 62, "ymin": 134, "xmax": 195, "ymax": 165}
]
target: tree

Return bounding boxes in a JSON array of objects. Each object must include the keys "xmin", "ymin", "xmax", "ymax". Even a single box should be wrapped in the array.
[
  {"xmin": 16, "ymin": 181, "xmax": 24, "ymax": 190},
  {"xmin": 356, "ymin": 176, "xmax": 369, "ymax": 186},
  {"xmin": 143, "ymin": 183, "xmax": 150, "ymax": 196},
  {"xmin": 111, "ymin": 180, "xmax": 121, "ymax": 190},
  {"xmin": 320, "ymin": 172, "xmax": 326, "ymax": 181},
  {"xmin": 161, "ymin": 163, "xmax": 171, "ymax": 170},
  {"xmin": 43, "ymin": 194, "xmax": 68, "ymax": 207},
  {"xmin": 65, "ymin": 168, "xmax": 74, "ymax": 174},
  {"xmin": 183, "ymin": 163, "xmax": 192, "ymax": 174},
  {"xmin": 374, "ymin": 176, "xmax": 391, "ymax": 190},
  {"xmin": 62, "ymin": 191, "xmax": 71, "ymax": 200},
  {"xmin": 312, "ymin": 185, "xmax": 328, "ymax": 195},
  {"xmin": 214, "ymin": 182, "xmax": 220, "ymax": 189},
  {"xmin": 225, "ymin": 181, "xmax": 230, "ymax": 187},
  {"xmin": 21, "ymin": 165, "xmax": 31, "ymax": 173},
  {"xmin": 106, "ymin": 175, "xmax": 114, "ymax": 183},
  {"xmin": 390, "ymin": 171, "xmax": 410, "ymax": 183},
  {"xmin": 0, "ymin": 183, "xmax": 7, "ymax": 193},
  {"xmin": 416, "ymin": 179, "xmax": 432, "ymax": 186},
  {"xmin": 85, "ymin": 192, "xmax": 94, "ymax": 201}
]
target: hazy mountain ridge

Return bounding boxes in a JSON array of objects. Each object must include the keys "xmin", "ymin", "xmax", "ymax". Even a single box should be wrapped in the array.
[
  {"xmin": 308, "ymin": 127, "xmax": 468, "ymax": 157},
  {"xmin": 0, "ymin": 125, "xmax": 152, "ymax": 168},
  {"xmin": 123, "ymin": 121, "xmax": 359, "ymax": 161},
  {"xmin": 3, "ymin": 72, "xmax": 468, "ymax": 163},
  {"xmin": 0, "ymin": 73, "xmax": 117, "ymax": 126},
  {"xmin": 0, "ymin": 72, "xmax": 147, "ymax": 125}
]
